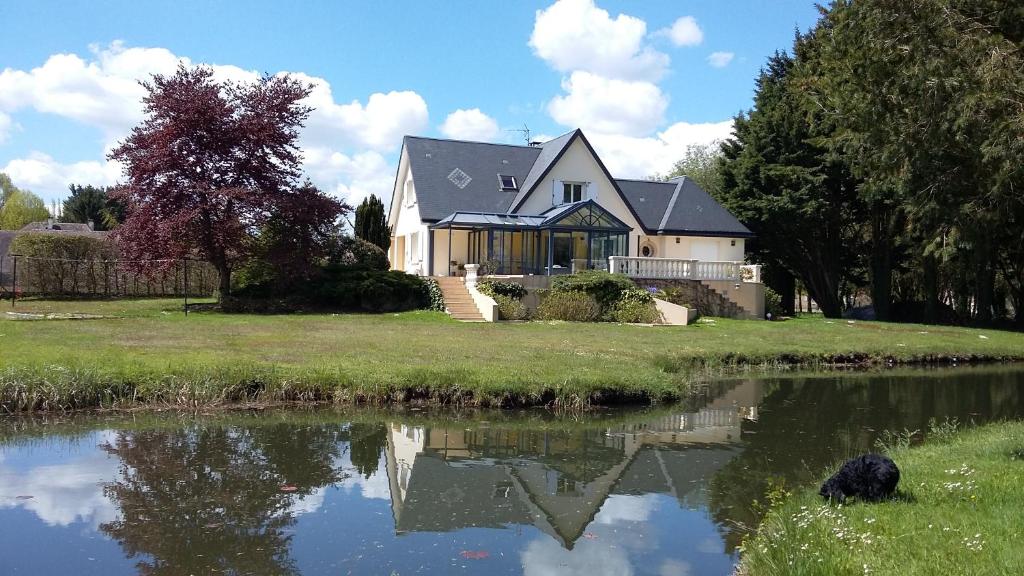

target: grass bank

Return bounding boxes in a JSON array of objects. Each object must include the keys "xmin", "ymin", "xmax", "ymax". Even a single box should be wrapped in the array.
[
  {"xmin": 738, "ymin": 421, "xmax": 1024, "ymax": 575},
  {"xmin": 2, "ymin": 298, "xmax": 1024, "ymax": 411}
]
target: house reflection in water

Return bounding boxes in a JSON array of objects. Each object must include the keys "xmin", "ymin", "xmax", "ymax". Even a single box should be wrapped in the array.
[{"xmin": 384, "ymin": 380, "xmax": 765, "ymax": 549}]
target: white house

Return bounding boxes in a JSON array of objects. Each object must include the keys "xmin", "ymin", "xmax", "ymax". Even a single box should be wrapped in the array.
[{"xmin": 387, "ymin": 129, "xmax": 763, "ymax": 317}]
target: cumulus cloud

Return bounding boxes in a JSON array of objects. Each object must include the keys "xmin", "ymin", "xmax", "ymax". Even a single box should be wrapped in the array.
[
  {"xmin": 663, "ymin": 16, "xmax": 704, "ymax": 47},
  {"xmin": 548, "ymin": 71, "xmax": 667, "ymax": 137},
  {"xmin": 0, "ymin": 111, "xmax": 12, "ymax": 144},
  {"xmin": 0, "ymin": 433, "xmax": 121, "ymax": 528},
  {"xmin": 707, "ymin": 52, "xmax": 735, "ymax": 68},
  {"xmin": 439, "ymin": 108, "xmax": 500, "ymax": 141},
  {"xmin": 533, "ymin": 0, "xmax": 732, "ymax": 173},
  {"xmin": 529, "ymin": 0, "xmax": 669, "ymax": 82},
  {"xmin": 586, "ymin": 120, "xmax": 734, "ymax": 178},
  {"xmin": 2, "ymin": 152, "xmax": 121, "ymax": 194},
  {"xmin": 0, "ymin": 42, "xmax": 428, "ymax": 205}
]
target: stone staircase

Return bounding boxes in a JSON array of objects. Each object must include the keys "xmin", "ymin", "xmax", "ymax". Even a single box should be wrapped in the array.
[{"xmin": 434, "ymin": 276, "xmax": 485, "ymax": 322}]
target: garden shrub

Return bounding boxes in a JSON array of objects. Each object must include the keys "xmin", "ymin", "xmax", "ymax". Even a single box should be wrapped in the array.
[
  {"xmin": 312, "ymin": 269, "xmax": 428, "ymax": 312},
  {"xmin": 609, "ymin": 287, "xmax": 661, "ymax": 323},
  {"xmin": 535, "ymin": 290, "xmax": 601, "ymax": 322},
  {"xmin": 765, "ymin": 286, "xmax": 784, "ymax": 319},
  {"xmin": 612, "ymin": 300, "xmax": 662, "ymax": 324},
  {"xmin": 493, "ymin": 294, "xmax": 529, "ymax": 320},
  {"xmin": 477, "ymin": 280, "xmax": 527, "ymax": 300},
  {"xmin": 424, "ymin": 278, "xmax": 445, "ymax": 312},
  {"xmin": 617, "ymin": 287, "xmax": 654, "ymax": 305},
  {"xmin": 328, "ymin": 236, "xmax": 389, "ymax": 271},
  {"xmin": 551, "ymin": 270, "xmax": 634, "ymax": 309}
]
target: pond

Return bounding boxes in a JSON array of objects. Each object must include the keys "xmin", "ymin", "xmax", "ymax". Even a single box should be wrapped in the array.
[{"xmin": 2, "ymin": 366, "xmax": 1024, "ymax": 575}]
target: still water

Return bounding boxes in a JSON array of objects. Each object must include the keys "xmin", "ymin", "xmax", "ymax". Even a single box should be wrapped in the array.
[{"xmin": 2, "ymin": 367, "xmax": 1024, "ymax": 575}]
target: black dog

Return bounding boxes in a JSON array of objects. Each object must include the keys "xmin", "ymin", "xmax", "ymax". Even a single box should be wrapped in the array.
[{"xmin": 820, "ymin": 454, "xmax": 900, "ymax": 503}]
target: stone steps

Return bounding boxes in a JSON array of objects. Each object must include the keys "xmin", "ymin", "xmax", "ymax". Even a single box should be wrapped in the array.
[{"xmin": 433, "ymin": 277, "xmax": 485, "ymax": 321}]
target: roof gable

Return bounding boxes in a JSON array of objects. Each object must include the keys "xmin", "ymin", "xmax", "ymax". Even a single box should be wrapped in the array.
[{"xmin": 509, "ymin": 130, "xmax": 577, "ymax": 210}]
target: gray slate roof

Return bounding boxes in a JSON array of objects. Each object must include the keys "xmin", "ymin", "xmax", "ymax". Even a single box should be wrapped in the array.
[
  {"xmin": 402, "ymin": 132, "xmax": 753, "ymax": 238},
  {"xmin": 617, "ymin": 177, "xmax": 753, "ymax": 237},
  {"xmin": 403, "ymin": 136, "xmax": 540, "ymax": 221}
]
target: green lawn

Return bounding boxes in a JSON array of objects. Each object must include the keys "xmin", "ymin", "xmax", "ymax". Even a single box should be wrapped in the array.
[
  {"xmin": 2, "ymin": 297, "xmax": 1023, "ymax": 410},
  {"xmin": 738, "ymin": 421, "xmax": 1024, "ymax": 576}
]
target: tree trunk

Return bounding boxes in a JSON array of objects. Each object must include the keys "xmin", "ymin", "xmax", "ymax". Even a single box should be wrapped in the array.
[
  {"xmin": 216, "ymin": 263, "xmax": 231, "ymax": 300},
  {"xmin": 923, "ymin": 255, "xmax": 939, "ymax": 324},
  {"xmin": 868, "ymin": 202, "xmax": 900, "ymax": 322}
]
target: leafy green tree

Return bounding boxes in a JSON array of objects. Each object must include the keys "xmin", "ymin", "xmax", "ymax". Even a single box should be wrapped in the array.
[
  {"xmin": 62, "ymin": 184, "xmax": 124, "ymax": 231},
  {"xmin": 0, "ymin": 187, "xmax": 50, "ymax": 230},
  {"xmin": 0, "ymin": 172, "xmax": 19, "ymax": 205},
  {"xmin": 718, "ymin": 46, "xmax": 862, "ymax": 318},
  {"xmin": 659, "ymin": 142, "xmax": 725, "ymax": 198},
  {"xmin": 354, "ymin": 194, "xmax": 391, "ymax": 252}
]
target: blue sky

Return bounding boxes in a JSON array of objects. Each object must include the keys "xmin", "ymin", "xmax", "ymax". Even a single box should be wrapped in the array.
[{"xmin": 0, "ymin": 0, "xmax": 820, "ymax": 206}]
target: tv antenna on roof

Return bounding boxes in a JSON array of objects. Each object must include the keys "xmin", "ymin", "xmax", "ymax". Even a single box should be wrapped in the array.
[{"xmin": 509, "ymin": 124, "xmax": 540, "ymax": 147}]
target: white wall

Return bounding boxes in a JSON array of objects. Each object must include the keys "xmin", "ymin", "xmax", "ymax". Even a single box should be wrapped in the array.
[
  {"xmin": 388, "ymin": 146, "xmax": 432, "ymax": 275},
  {"xmin": 431, "ymin": 229, "xmax": 470, "ymax": 277},
  {"xmin": 642, "ymin": 235, "xmax": 745, "ymax": 261}
]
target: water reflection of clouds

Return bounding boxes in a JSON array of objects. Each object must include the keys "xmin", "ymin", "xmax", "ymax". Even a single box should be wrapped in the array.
[
  {"xmin": 0, "ymin": 448, "xmax": 120, "ymax": 528},
  {"xmin": 521, "ymin": 494, "xmax": 663, "ymax": 576}
]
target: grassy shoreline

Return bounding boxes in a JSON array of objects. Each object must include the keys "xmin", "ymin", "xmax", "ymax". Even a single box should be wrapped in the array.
[
  {"xmin": 3, "ymin": 298, "xmax": 1024, "ymax": 412},
  {"xmin": 738, "ymin": 421, "xmax": 1024, "ymax": 575}
]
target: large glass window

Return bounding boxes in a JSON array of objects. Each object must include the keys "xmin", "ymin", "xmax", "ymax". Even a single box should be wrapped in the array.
[{"xmin": 552, "ymin": 232, "xmax": 573, "ymax": 272}]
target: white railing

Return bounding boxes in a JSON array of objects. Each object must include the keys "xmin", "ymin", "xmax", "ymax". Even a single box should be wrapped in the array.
[{"xmin": 609, "ymin": 257, "xmax": 762, "ymax": 283}]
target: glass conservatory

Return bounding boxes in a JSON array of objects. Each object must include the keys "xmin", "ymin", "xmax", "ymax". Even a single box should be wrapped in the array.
[{"xmin": 429, "ymin": 201, "xmax": 631, "ymax": 276}]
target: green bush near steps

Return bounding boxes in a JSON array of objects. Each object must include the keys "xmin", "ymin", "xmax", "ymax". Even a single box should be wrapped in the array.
[
  {"xmin": 535, "ymin": 290, "xmax": 602, "ymax": 322},
  {"xmin": 550, "ymin": 270, "xmax": 635, "ymax": 309},
  {"xmin": 493, "ymin": 294, "xmax": 529, "ymax": 320},
  {"xmin": 477, "ymin": 280, "xmax": 527, "ymax": 301}
]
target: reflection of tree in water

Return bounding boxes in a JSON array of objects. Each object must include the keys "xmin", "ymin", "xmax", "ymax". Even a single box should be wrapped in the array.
[
  {"xmin": 100, "ymin": 424, "xmax": 348, "ymax": 576},
  {"xmin": 708, "ymin": 371, "xmax": 1024, "ymax": 551},
  {"xmin": 349, "ymin": 422, "xmax": 387, "ymax": 478}
]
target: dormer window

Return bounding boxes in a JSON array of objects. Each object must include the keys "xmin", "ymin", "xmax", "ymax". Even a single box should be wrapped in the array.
[
  {"xmin": 498, "ymin": 174, "xmax": 517, "ymax": 191},
  {"xmin": 562, "ymin": 182, "xmax": 584, "ymax": 203}
]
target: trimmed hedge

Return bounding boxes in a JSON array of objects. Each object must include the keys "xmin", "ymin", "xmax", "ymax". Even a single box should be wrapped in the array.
[
  {"xmin": 535, "ymin": 290, "xmax": 602, "ymax": 322},
  {"xmin": 493, "ymin": 294, "xmax": 529, "ymax": 320},
  {"xmin": 550, "ymin": 270, "xmax": 634, "ymax": 309},
  {"xmin": 477, "ymin": 279, "xmax": 527, "ymax": 300}
]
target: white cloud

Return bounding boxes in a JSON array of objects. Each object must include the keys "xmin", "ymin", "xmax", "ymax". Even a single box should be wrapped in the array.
[
  {"xmin": 594, "ymin": 493, "xmax": 657, "ymax": 525},
  {"xmin": 0, "ymin": 435, "xmax": 121, "ymax": 528},
  {"xmin": 0, "ymin": 111, "xmax": 12, "ymax": 144},
  {"xmin": 2, "ymin": 152, "xmax": 121, "ymax": 196},
  {"xmin": 302, "ymin": 148, "xmax": 395, "ymax": 207},
  {"xmin": 439, "ymin": 108, "xmax": 500, "ymax": 141},
  {"xmin": 707, "ymin": 52, "xmax": 735, "ymax": 68},
  {"xmin": 0, "ymin": 42, "xmax": 430, "ymax": 206},
  {"xmin": 586, "ymin": 119, "xmax": 734, "ymax": 178},
  {"xmin": 529, "ymin": 0, "xmax": 669, "ymax": 82},
  {"xmin": 548, "ymin": 71, "xmax": 667, "ymax": 137},
  {"xmin": 663, "ymin": 16, "xmax": 703, "ymax": 47}
]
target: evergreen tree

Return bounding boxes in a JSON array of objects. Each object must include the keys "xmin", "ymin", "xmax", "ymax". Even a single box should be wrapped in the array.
[
  {"xmin": 717, "ymin": 45, "xmax": 862, "ymax": 318},
  {"xmin": 354, "ymin": 194, "xmax": 391, "ymax": 252}
]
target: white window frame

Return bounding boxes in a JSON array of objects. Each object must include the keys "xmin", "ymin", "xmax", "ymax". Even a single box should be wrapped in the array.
[
  {"xmin": 562, "ymin": 181, "xmax": 584, "ymax": 204},
  {"xmin": 404, "ymin": 179, "xmax": 417, "ymax": 207}
]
